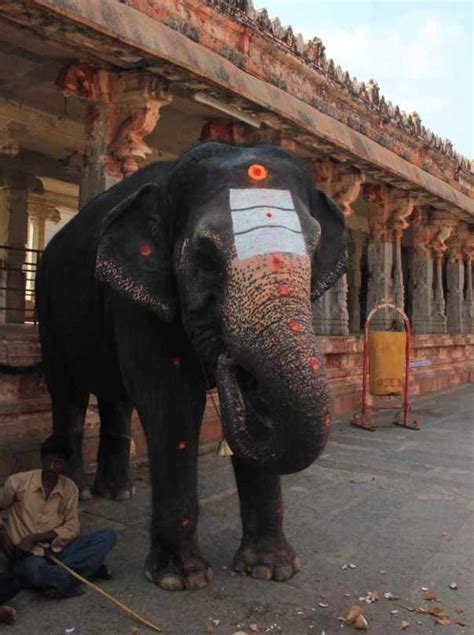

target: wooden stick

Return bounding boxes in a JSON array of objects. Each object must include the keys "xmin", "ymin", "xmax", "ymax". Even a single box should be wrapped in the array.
[{"xmin": 47, "ymin": 554, "xmax": 162, "ymax": 632}]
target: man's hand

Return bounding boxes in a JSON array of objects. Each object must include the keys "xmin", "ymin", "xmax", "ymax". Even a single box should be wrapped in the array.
[
  {"xmin": 17, "ymin": 530, "xmax": 58, "ymax": 554},
  {"xmin": 17, "ymin": 534, "xmax": 36, "ymax": 554},
  {"xmin": 0, "ymin": 525, "xmax": 16, "ymax": 560}
]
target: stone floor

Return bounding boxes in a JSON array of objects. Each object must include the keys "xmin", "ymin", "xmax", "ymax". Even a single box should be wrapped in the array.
[{"xmin": 2, "ymin": 384, "xmax": 473, "ymax": 634}]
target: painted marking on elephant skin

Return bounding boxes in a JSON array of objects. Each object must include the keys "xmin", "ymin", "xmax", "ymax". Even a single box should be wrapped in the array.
[
  {"xmin": 177, "ymin": 441, "xmax": 187, "ymax": 451},
  {"xmin": 247, "ymin": 164, "xmax": 268, "ymax": 181},
  {"xmin": 309, "ymin": 357, "xmax": 319, "ymax": 372},
  {"xmin": 229, "ymin": 189, "xmax": 306, "ymax": 260},
  {"xmin": 181, "ymin": 517, "xmax": 190, "ymax": 528},
  {"xmin": 140, "ymin": 243, "xmax": 152, "ymax": 256},
  {"xmin": 289, "ymin": 320, "xmax": 301, "ymax": 333},
  {"xmin": 170, "ymin": 356, "xmax": 181, "ymax": 367}
]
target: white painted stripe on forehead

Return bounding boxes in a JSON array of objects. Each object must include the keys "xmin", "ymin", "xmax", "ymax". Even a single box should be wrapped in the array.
[
  {"xmin": 231, "ymin": 208, "xmax": 302, "ymax": 234},
  {"xmin": 230, "ymin": 188, "xmax": 294, "ymax": 210},
  {"xmin": 229, "ymin": 188, "xmax": 306, "ymax": 259},
  {"xmin": 234, "ymin": 227, "xmax": 306, "ymax": 260}
]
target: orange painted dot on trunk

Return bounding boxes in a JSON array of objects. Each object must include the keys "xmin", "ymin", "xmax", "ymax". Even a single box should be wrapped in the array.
[
  {"xmin": 177, "ymin": 441, "xmax": 187, "ymax": 451},
  {"xmin": 278, "ymin": 284, "xmax": 289, "ymax": 296},
  {"xmin": 289, "ymin": 320, "xmax": 301, "ymax": 332},
  {"xmin": 309, "ymin": 357, "xmax": 319, "ymax": 372},
  {"xmin": 272, "ymin": 255, "xmax": 281, "ymax": 269},
  {"xmin": 181, "ymin": 517, "xmax": 190, "ymax": 527},
  {"xmin": 140, "ymin": 243, "xmax": 152, "ymax": 257}
]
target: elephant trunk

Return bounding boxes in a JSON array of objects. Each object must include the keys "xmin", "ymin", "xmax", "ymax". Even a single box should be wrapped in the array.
[{"xmin": 217, "ymin": 253, "xmax": 331, "ymax": 474}]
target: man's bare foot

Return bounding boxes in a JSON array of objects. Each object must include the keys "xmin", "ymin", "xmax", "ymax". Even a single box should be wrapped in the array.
[{"xmin": 0, "ymin": 605, "xmax": 16, "ymax": 624}]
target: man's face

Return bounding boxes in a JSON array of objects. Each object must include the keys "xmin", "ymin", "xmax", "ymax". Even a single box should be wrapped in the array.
[{"xmin": 41, "ymin": 453, "xmax": 65, "ymax": 478}]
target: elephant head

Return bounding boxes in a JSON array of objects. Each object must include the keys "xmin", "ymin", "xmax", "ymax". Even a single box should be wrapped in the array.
[{"xmin": 96, "ymin": 143, "xmax": 347, "ymax": 474}]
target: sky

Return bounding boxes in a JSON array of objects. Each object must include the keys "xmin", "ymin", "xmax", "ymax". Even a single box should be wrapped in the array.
[{"xmin": 253, "ymin": 1, "xmax": 473, "ymax": 159}]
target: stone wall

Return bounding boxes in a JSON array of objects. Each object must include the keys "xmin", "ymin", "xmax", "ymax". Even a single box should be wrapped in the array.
[{"xmin": 1, "ymin": 327, "xmax": 472, "ymax": 481}]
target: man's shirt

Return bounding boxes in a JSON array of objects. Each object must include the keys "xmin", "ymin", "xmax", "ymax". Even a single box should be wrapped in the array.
[{"xmin": 0, "ymin": 470, "xmax": 80, "ymax": 556}]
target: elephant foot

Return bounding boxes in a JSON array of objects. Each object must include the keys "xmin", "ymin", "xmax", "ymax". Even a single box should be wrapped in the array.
[
  {"xmin": 144, "ymin": 551, "xmax": 213, "ymax": 591},
  {"xmin": 232, "ymin": 536, "xmax": 300, "ymax": 582},
  {"xmin": 93, "ymin": 475, "xmax": 135, "ymax": 501},
  {"xmin": 79, "ymin": 486, "xmax": 93, "ymax": 501}
]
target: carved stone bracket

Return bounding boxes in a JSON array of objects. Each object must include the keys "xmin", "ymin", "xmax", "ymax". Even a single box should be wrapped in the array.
[
  {"xmin": 429, "ymin": 213, "xmax": 458, "ymax": 259},
  {"xmin": 107, "ymin": 72, "xmax": 171, "ymax": 177},
  {"xmin": 308, "ymin": 160, "xmax": 364, "ymax": 217},
  {"xmin": 56, "ymin": 64, "xmax": 171, "ymax": 189},
  {"xmin": 0, "ymin": 123, "xmax": 20, "ymax": 157},
  {"xmin": 200, "ymin": 118, "xmax": 289, "ymax": 147},
  {"xmin": 362, "ymin": 183, "xmax": 416, "ymax": 244},
  {"xmin": 410, "ymin": 206, "xmax": 434, "ymax": 257}
]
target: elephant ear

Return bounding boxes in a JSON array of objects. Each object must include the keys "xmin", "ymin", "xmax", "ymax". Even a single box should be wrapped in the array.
[
  {"xmin": 96, "ymin": 183, "xmax": 177, "ymax": 321},
  {"xmin": 309, "ymin": 187, "xmax": 348, "ymax": 300}
]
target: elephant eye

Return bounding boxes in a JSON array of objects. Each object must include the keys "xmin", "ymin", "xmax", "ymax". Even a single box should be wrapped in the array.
[{"xmin": 194, "ymin": 236, "xmax": 220, "ymax": 272}]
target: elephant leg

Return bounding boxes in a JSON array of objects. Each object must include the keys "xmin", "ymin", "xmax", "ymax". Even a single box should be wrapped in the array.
[
  {"xmin": 51, "ymin": 396, "xmax": 91, "ymax": 500},
  {"xmin": 130, "ymin": 359, "xmax": 210, "ymax": 592},
  {"xmin": 94, "ymin": 399, "xmax": 135, "ymax": 501},
  {"xmin": 231, "ymin": 458, "xmax": 300, "ymax": 582}
]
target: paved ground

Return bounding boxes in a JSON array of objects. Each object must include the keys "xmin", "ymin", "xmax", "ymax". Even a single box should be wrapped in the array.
[{"xmin": 2, "ymin": 384, "xmax": 473, "ymax": 634}]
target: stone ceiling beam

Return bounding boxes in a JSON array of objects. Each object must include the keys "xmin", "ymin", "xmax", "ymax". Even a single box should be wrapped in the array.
[{"xmin": 0, "ymin": 0, "xmax": 472, "ymax": 218}]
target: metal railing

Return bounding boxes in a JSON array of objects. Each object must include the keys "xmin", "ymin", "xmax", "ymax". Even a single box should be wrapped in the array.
[{"xmin": 0, "ymin": 245, "xmax": 43, "ymax": 323}]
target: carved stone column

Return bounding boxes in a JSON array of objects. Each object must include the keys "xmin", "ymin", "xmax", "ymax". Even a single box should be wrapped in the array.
[
  {"xmin": 390, "ymin": 192, "xmax": 416, "ymax": 311},
  {"xmin": 463, "ymin": 231, "xmax": 474, "ymax": 334},
  {"xmin": 362, "ymin": 185, "xmax": 392, "ymax": 328},
  {"xmin": 308, "ymin": 160, "xmax": 364, "ymax": 336},
  {"xmin": 347, "ymin": 230, "xmax": 365, "ymax": 332},
  {"xmin": 409, "ymin": 207, "xmax": 434, "ymax": 333},
  {"xmin": 445, "ymin": 223, "xmax": 465, "ymax": 334},
  {"xmin": 362, "ymin": 184, "xmax": 416, "ymax": 327},
  {"xmin": 3, "ymin": 175, "xmax": 29, "ymax": 323},
  {"xmin": 57, "ymin": 64, "xmax": 171, "ymax": 207},
  {"xmin": 429, "ymin": 214, "xmax": 457, "ymax": 333}
]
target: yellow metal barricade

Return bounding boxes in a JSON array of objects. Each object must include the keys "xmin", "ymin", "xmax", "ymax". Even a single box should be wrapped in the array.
[{"xmin": 368, "ymin": 331, "xmax": 406, "ymax": 396}]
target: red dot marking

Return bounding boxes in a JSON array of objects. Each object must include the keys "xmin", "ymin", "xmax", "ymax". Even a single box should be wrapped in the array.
[
  {"xmin": 266, "ymin": 212, "xmax": 273, "ymax": 219},
  {"xmin": 181, "ymin": 517, "xmax": 190, "ymax": 528},
  {"xmin": 289, "ymin": 320, "xmax": 301, "ymax": 332},
  {"xmin": 140, "ymin": 243, "xmax": 152, "ymax": 257},
  {"xmin": 323, "ymin": 412, "xmax": 331, "ymax": 427},
  {"xmin": 272, "ymin": 255, "xmax": 281, "ymax": 269},
  {"xmin": 278, "ymin": 284, "xmax": 289, "ymax": 296},
  {"xmin": 177, "ymin": 441, "xmax": 187, "ymax": 451},
  {"xmin": 171, "ymin": 356, "xmax": 180, "ymax": 367},
  {"xmin": 309, "ymin": 357, "xmax": 319, "ymax": 372}
]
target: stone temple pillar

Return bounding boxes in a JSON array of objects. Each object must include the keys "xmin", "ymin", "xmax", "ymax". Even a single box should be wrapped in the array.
[
  {"xmin": 57, "ymin": 65, "xmax": 171, "ymax": 206},
  {"xmin": 362, "ymin": 184, "xmax": 415, "ymax": 328},
  {"xmin": 2, "ymin": 174, "xmax": 29, "ymax": 323},
  {"xmin": 409, "ymin": 207, "xmax": 434, "ymax": 333},
  {"xmin": 308, "ymin": 159, "xmax": 364, "ymax": 336},
  {"xmin": 347, "ymin": 230, "xmax": 364, "ymax": 333},
  {"xmin": 446, "ymin": 255, "xmax": 464, "ymax": 334},
  {"xmin": 445, "ymin": 223, "xmax": 468, "ymax": 334},
  {"xmin": 464, "ymin": 245, "xmax": 474, "ymax": 334},
  {"xmin": 429, "ymin": 215, "xmax": 457, "ymax": 334}
]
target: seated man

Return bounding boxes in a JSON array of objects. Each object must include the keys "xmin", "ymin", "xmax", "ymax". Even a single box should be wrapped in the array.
[{"xmin": 0, "ymin": 435, "xmax": 116, "ymax": 598}]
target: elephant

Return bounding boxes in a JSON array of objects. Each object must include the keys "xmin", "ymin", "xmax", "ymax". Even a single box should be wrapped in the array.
[{"xmin": 34, "ymin": 142, "xmax": 347, "ymax": 590}]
